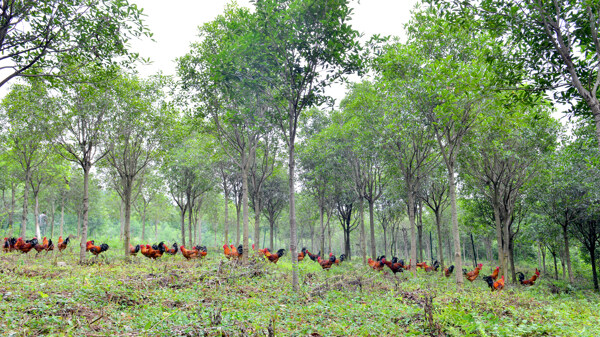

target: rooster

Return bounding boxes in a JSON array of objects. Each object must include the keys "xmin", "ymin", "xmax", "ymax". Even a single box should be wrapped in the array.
[
  {"xmin": 3, "ymin": 237, "xmax": 17, "ymax": 252},
  {"xmin": 163, "ymin": 242, "xmax": 178, "ymax": 255},
  {"xmin": 265, "ymin": 249, "xmax": 285, "ymax": 263},
  {"xmin": 484, "ymin": 275, "xmax": 505, "ymax": 291},
  {"xmin": 180, "ymin": 245, "xmax": 200, "ymax": 260},
  {"xmin": 34, "ymin": 237, "xmax": 53, "ymax": 256},
  {"xmin": 197, "ymin": 245, "xmax": 208, "ymax": 258},
  {"xmin": 258, "ymin": 247, "xmax": 271, "ymax": 257},
  {"xmin": 517, "ymin": 269, "xmax": 540, "ymax": 286},
  {"xmin": 57, "ymin": 236, "xmax": 70, "ymax": 252},
  {"xmin": 318, "ymin": 254, "xmax": 336, "ymax": 270},
  {"xmin": 306, "ymin": 249, "xmax": 320, "ymax": 262},
  {"xmin": 298, "ymin": 247, "xmax": 306, "ymax": 262},
  {"xmin": 144, "ymin": 243, "xmax": 165, "ymax": 259},
  {"xmin": 223, "ymin": 244, "xmax": 232, "ymax": 259},
  {"xmin": 368, "ymin": 256, "xmax": 385, "ymax": 271},
  {"xmin": 463, "ymin": 263, "xmax": 483, "ymax": 282},
  {"xmin": 86, "ymin": 241, "xmax": 109, "ymax": 256},
  {"xmin": 424, "ymin": 260, "xmax": 440, "ymax": 272},
  {"xmin": 416, "ymin": 262, "xmax": 427, "ymax": 269},
  {"xmin": 490, "ymin": 266, "xmax": 500, "ymax": 281},
  {"xmin": 444, "ymin": 265, "xmax": 455, "ymax": 277},
  {"xmin": 15, "ymin": 237, "xmax": 38, "ymax": 254},
  {"xmin": 383, "ymin": 257, "xmax": 404, "ymax": 274},
  {"xmin": 230, "ymin": 244, "xmax": 243, "ymax": 259},
  {"xmin": 129, "ymin": 244, "xmax": 140, "ymax": 256}
]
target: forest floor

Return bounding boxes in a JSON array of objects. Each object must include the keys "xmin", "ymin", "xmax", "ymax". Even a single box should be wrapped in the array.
[{"xmin": 0, "ymin": 246, "xmax": 599, "ymax": 337}]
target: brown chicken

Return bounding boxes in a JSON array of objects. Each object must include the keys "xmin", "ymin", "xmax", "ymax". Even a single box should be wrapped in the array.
[
  {"xmin": 318, "ymin": 254, "xmax": 336, "ymax": 270},
  {"xmin": 517, "ymin": 269, "xmax": 540, "ymax": 286},
  {"xmin": 57, "ymin": 236, "xmax": 70, "ymax": 252},
  {"xmin": 265, "ymin": 249, "xmax": 285, "ymax": 263},
  {"xmin": 464, "ymin": 263, "xmax": 483, "ymax": 282},
  {"xmin": 368, "ymin": 256, "xmax": 385, "ymax": 271},
  {"xmin": 229, "ymin": 244, "xmax": 243, "ymax": 259},
  {"xmin": 86, "ymin": 240, "xmax": 109, "ymax": 256},
  {"xmin": 424, "ymin": 261, "xmax": 440, "ymax": 272},
  {"xmin": 223, "ymin": 244, "xmax": 232, "ymax": 259},
  {"xmin": 180, "ymin": 245, "xmax": 200, "ymax": 260},
  {"xmin": 484, "ymin": 275, "xmax": 505, "ymax": 291},
  {"xmin": 305, "ymin": 249, "xmax": 320, "ymax": 262},
  {"xmin": 163, "ymin": 243, "xmax": 178, "ymax": 255},
  {"xmin": 383, "ymin": 257, "xmax": 404, "ymax": 274},
  {"xmin": 298, "ymin": 247, "xmax": 306, "ymax": 262},
  {"xmin": 490, "ymin": 266, "xmax": 500, "ymax": 281},
  {"xmin": 15, "ymin": 237, "xmax": 38, "ymax": 254},
  {"xmin": 34, "ymin": 237, "xmax": 51, "ymax": 255},
  {"xmin": 3, "ymin": 237, "xmax": 17, "ymax": 252},
  {"xmin": 129, "ymin": 244, "xmax": 140, "ymax": 256},
  {"xmin": 143, "ymin": 244, "xmax": 164, "ymax": 259},
  {"xmin": 444, "ymin": 265, "xmax": 455, "ymax": 277}
]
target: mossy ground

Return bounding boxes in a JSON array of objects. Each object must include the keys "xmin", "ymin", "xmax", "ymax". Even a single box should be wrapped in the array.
[{"xmin": 0, "ymin": 244, "xmax": 598, "ymax": 336}]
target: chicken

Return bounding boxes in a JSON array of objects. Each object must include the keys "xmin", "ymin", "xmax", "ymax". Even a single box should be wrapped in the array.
[
  {"xmin": 129, "ymin": 244, "xmax": 140, "ymax": 256},
  {"xmin": 305, "ymin": 249, "xmax": 320, "ymax": 262},
  {"xmin": 318, "ymin": 254, "xmax": 336, "ymax": 270},
  {"xmin": 57, "ymin": 236, "xmax": 70, "ymax": 252},
  {"xmin": 333, "ymin": 253, "xmax": 346, "ymax": 265},
  {"xmin": 368, "ymin": 256, "xmax": 386, "ymax": 271},
  {"xmin": 15, "ymin": 237, "xmax": 38, "ymax": 254},
  {"xmin": 444, "ymin": 265, "xmax": 455, "ymax": 277},
  {"xmin": 197, "ymin": 245, "xmax": 208, "ymax": 258},
  {"xmin": 258, "ymin": 247, "xmax": 271, "ymax": 257},
  {"xmin": 180, "ymin": 245, "xmax": 200, "ymax": 260},
  {"xmin": 230, "ymin": 244, "xmax": 243, "ymax": 259},
  {"xmin": 517, "ymin": 268, "xmax": 540, "ymax": 286},
  {"xmin": 484, "ymin": 275, "xmax": 505, "ymax": 291},
  {"xmin": 383, "ymin": 257, "xmax": 404, "ymax": 274},
  {"xmin": 463, "ymin": 263, "xmax": 483, "ymax": 282},
  {"xmin": 424, "ymin": 261, "xmax": 440, "ymax": 272},
  {"xmin": 86, "ymin": 241, "xmax": 109, "ymax": 256},
  {"xmin": 143, "ymin": 243, "xmax": 164, "ymax": 259},
  {"xmin": 490, "ymin": 266, "xmax": 500, "ymax": 281},
  {"xmin": 265, "ymin": 248, "xmax": 285, "ymax": 263},
  {"xmin": 3, "ymin": 237, "xmax": 17, "ymax": 252},
  {"xmin": 298, "ymin": 247, "xmax": 306, "ymax": 262},
  {"xmin": 34, "ymin": 237, "xmax": 52, "ymax": 255},
  {"xmin": 223, "ymin": 244, "xmax": 232, "ymax": 259},
  {"xmin": 416, "ymin": 262, "xmax": 427, "ymax": 269},
  {"xmin": 163, "ymin": 243, "xmax": 178, "ymax": 255}
]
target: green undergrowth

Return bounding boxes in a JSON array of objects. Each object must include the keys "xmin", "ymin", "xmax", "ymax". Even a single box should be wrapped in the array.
[{"xmin": 0, "ymin": 248, "xmax": 598, "ymax": 336}]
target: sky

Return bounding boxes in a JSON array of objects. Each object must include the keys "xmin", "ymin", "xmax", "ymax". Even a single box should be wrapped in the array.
[{"xmin": 129, "ymin": 0, "xmax": 420, "ymax": 103}]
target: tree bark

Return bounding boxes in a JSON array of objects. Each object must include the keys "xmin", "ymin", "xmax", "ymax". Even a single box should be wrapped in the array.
[
  {"xmin": 509, "ymin": 238, "xmax": 516, "ymax": 283},
  {"xmin": 242, "ymin": 157, "xmax": 250, "ymax": 264},
  {"xmin": 79, "ymin": 167, "xmax": 90, "ymax": 264},
  {"xmin": 447, "ymin": 165, "xmax": 463, "ymax": 285},
  {"xmin": 319, "ymin": 205, "xmax": 325, "ymax": 256},
  {"xmin": 235, "ymin": 204, "xmax": 240, "ymax": 246},
  {"xmin": 188, "ymin": 201, "xmax": 193, "ymax": 246},
  {"xmin": 562, "ymin": 224, "xmax": 574, "ymax": 283},
  {"xmin": 254, "ymin": 196, "xmax": 261, "ymax": 251},
  {"xmin": 552, "ymin": 250, "xmax": 559, "ymax": 280},
  {"xmin": 417, "ymin": 201, "xmax": 424, "ymax": 262},
  {"xmin": 408, "ymin": 190, "xmax": 417, "ymax": 275},
  {"xmin": 34, "ymin": 190, "xmax": 41, "ymax": 239},
  {"xmin": 60, "ymin": 196, "xmax": 64, "ymax": 237},
  {"xmin": 435, "ymin": 210, "xmax": 445, "ymax": 274},
  {"xmin": 20, "ymin": 175, "xmax": 29, "ymax": 237},
  {"xmin": 493, "ymin": 202, "xmax": 505, "ymax": 277},
  {"xmin": 123, "ymin": 184, "xmax": 132, "ymax": 259},
  {"xmin": 590, "ymin": 245, "xmax": 598, "ymax": 291},
  {"xmin": 180, "ymin": 207, "xmax": 186, "ymax": 247},
  {"xmin": 470, "ymin": 233, "xmax": 477, "ymax": 268},
  {"xmin": 119, "ymin": 199, "xmax": 124, "ymax": 241},
  {"xmin": 269, "ymin": 220, "xmax": 274, "ymax": 250},
  {"xmin": 358, "ymin": 198, "xmax": 366, "ymax": 262},
  {"xmin": 288, "ymin": 114, "xmax": 299, "ymax": 291},
  {"xmin": 223, "ymin": 183, "xmax": 229, "ymax": 244},
  {"xmin": 368, "ymin": 199, "xmax": 376, "ymax": 259}
]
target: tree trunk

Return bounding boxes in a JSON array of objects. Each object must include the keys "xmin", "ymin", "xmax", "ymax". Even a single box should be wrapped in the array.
[
  {"xmin": 242, "ymin": 159, "xmax": 250, "ymax": 264},
  {"xmin": 60, "ymin": 197, "xmax": 65, "ymax": 237},
  {"xmin": 447, "ymin": 165, "xmax": 463, "ymax": 284},
  {"xmin": 269, "ymin": 220, "xmax": 274, "ymax": 250},
  {"xmin": 552, "ymin": 250, "xmax": 559, "ymax": 280},
  {"xmin": 493, "ymin": 202, "xmax": 504, "ymax": 277},
  {"xmin": 358, "ymin": 197, "xmax": 366, "ymax": 263},
  {"xmin": 470, "ymin": 233, "xmax": 477, "ymax": 268},
  {"xmin": 502, "ymin": 218, "xmax": 511, "ymax": 281},
  {"xmin": 590, "ymin": 245, "xmax": 598, "ymax": 291},
  {"xmin": 20, "ymin": 175, "xmax": 29, "ymax": 237},
  {"xmin": 562, "ymin": 225, "xmax": 574, "ymax": 283},
  {"xmin": 141, "ymin": 208, "xmax": 146, "ymax": 241},
  {"xmin": 49, "ymin": 200, "xmax": 55, "ymax": 239},
  {"xmin": 188, "ymin": 201, "xmax": 193, "ymax": 246},
  {"xmin": 368, "ymin": 199, "xmax": 376, "ymax": 259},
  {"xmin": 540, "ymin": 244, "xmax": 547, "ymax": 274},
  {"xmin": 180, "ymin": 207, "xmax": 186, "ymax": 247},
  {"xmin": 509, "ymin": 238, "xmax": 516, "ymax": 283},
  {"xmin": 435, "ymin": 211, "xmax": 445, "ymax": 274},
  {"xmin": 123, "ymin": 183, "xmax": 132, "ymax": 259},
  {"xmin": 235, "ymin": 205, "xmax": 240, "ymax": 246},
  {"xmin": 119, "ymin": 199, "xmax": 124, "ymax": 241},
  {"xmin": 8, "ymin": 183, "xmax": 15, "ymax": 236},
  {"xmin": 417, "ymin": 201, "xmax": 424, "ymax": 262},
  {"xmin": 383, "ymin": 224, "xmax": 388, "ymax": 257},
  {"xmin": 288, "ymin": 114, "xmax": 299, "ymax": 291},
  {"xmin": 34, "ymin": 190, "xmax": 41, "ymax": 239},
  {"xmin": 79, "ymin": 167, "xmax": 91, "ymax": 264},
  {"xmin": 254, "ymin": 196, "xmax": 261, "ymax": 251},
  {"xmin": 560, "ymin": 245, "xmax": 566, "ymax": 280},
  {"xmin": 485, "ymin": 235, "xmax": 492, "ymax": 262},
  {"xmin": 408, "ymin": 190, "xmax": 417, "ymax": 275},
  {"xmin": 319, "ymin": 205, "xmax": 325, "ymax": 257},
  {"xmin": 429, "ymin": 231, "xmax": 433, "ymax": 263},
  {"xmin": 224, "ymin": 186, "xmax": 229, "ymax": 244}
]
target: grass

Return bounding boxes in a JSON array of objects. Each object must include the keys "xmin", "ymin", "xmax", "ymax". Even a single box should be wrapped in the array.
[{"xmin": 1, "ymin": 243, "xmax": 599, "ymax": 336}]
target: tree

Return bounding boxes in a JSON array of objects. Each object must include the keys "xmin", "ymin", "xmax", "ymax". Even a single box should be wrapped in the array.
[
  {"xmin": 0, "ymin": 0, "xmax": 149, "ymax": 87},
  {"xmin": 53, "ymin": 78, "xmax": 112, "ymax": 263},
  {"xmin": 254, "ymin": 0, "xmax": 362, "ymax": 289},
  {"xmin": 1, "ymin": 81, "xmax": 52, "ymax": 237},
  {"xmin": 420, "ymin": 165, "xmax": 450, "ymax": 274},
  {"xmin": 440, "ymin": 0, "xmax": 600, "ymax": 151},
  {"xmin": 105, "ymin": 74, "xmax": 168, "ymax": 258},
  {"xmin": 261, "ymin": 171, "xmax": 288, "ymax": 250}
]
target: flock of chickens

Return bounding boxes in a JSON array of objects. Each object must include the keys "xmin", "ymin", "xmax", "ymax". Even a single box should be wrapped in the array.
[
  {"xmin": 3, "ymin": 236, "xmax": 71, "ymax": 255},
  {"xmin": 3, "ymin": 236, "xmax": 542, "ymax": 289},
  {"xmin": 366, "ymin": 256, "xmax": 541, "ymax": 290}
]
